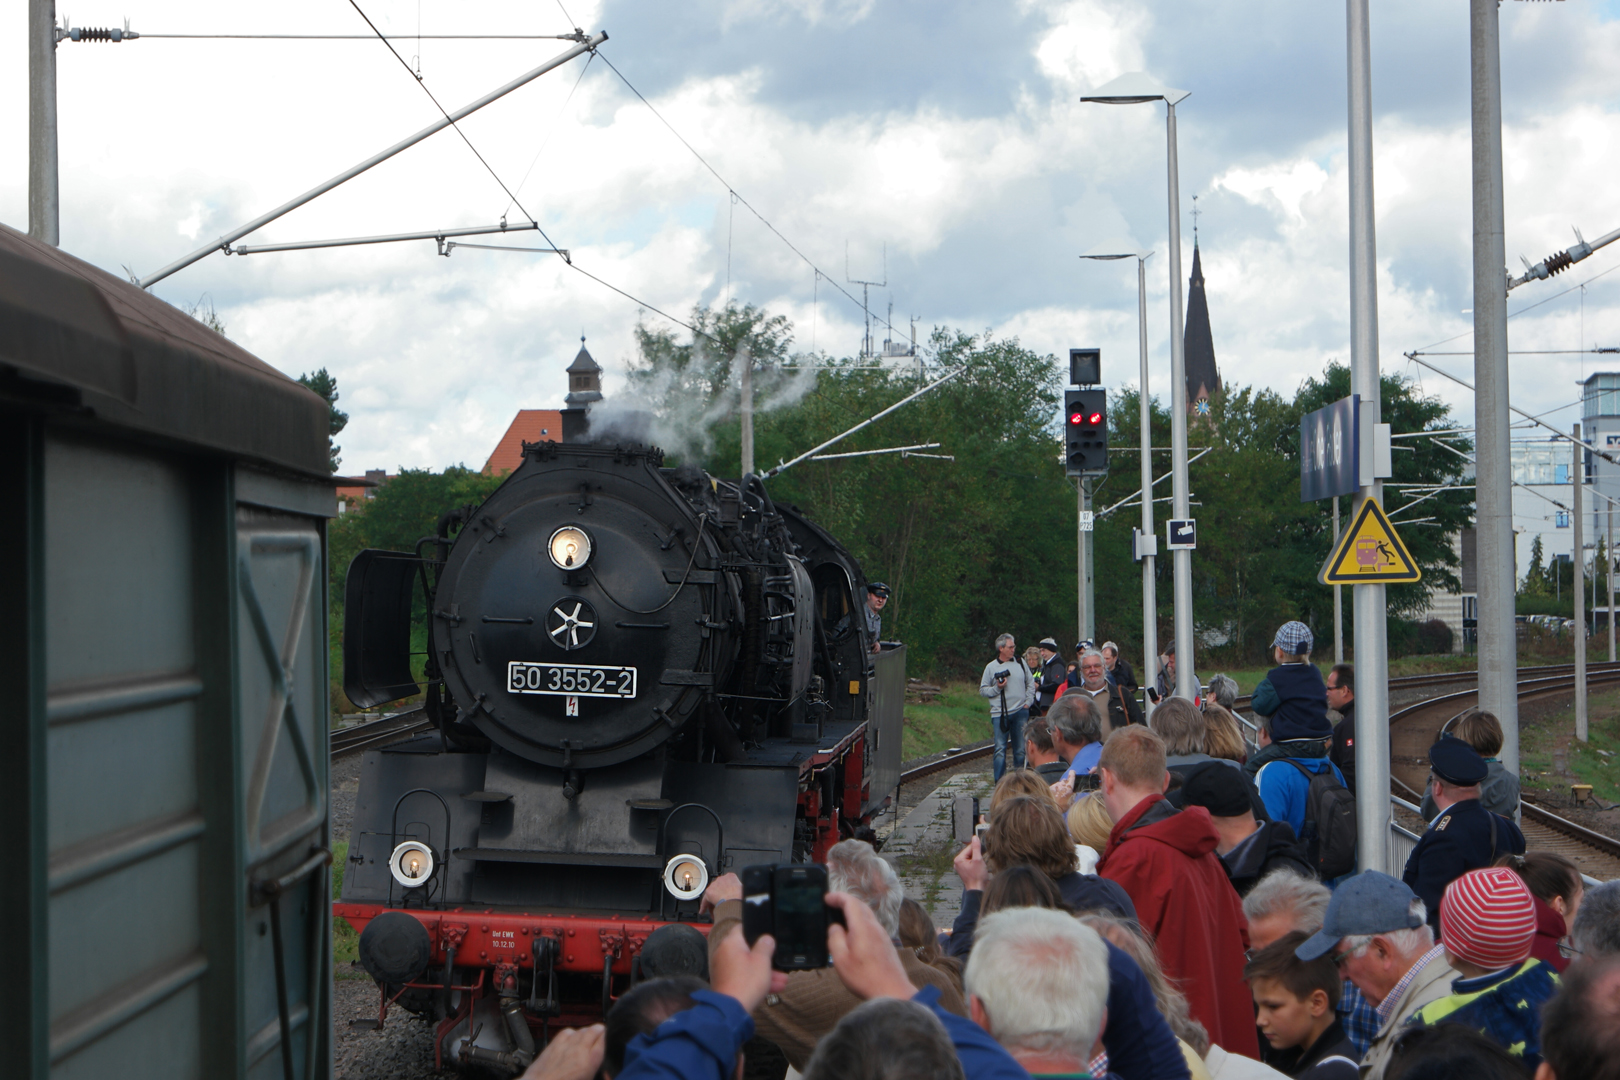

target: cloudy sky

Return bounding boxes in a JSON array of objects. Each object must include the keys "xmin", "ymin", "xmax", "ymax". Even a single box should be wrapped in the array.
[{"xmin": 4, "ymin": 0, "xmax": 1619, "ymax": 484}]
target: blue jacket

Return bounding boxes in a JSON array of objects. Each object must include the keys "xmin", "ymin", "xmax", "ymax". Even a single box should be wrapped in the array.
[
  {"xmin": 1255, "ymin": 755, "xmax": 1345, "ymax": 837},
  {"xmin": 948, "ymin": 905, "xmax": 1189, "ymax": 1080},
  {"xmin": 616, "ymin": 986, "xmax": 1029, "ymax": 1080},
  {"xmin": 1408, "ymin": 959, "xmax": 1560, "ymax": 1070},
  {"xmin": 1251, "ymin": 663, "xmax": 1332, "ymax": 741},
  {"xmin": 616, "ymin": 989, "xmax": 755, "ymax": 1080}
]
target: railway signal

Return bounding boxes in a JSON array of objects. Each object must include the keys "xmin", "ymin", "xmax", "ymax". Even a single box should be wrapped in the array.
[{"xmin": 1065, "ymin": 389, "xmax": 1108, "ymax": 476}]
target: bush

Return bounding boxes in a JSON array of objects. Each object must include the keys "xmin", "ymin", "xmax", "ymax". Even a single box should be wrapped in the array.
[{"xmin": 1387, "ymin": 617, "xmax": 1454, "ymax": 657}]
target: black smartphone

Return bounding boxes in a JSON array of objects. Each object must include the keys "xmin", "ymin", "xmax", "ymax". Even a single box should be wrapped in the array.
[
  {"xmin": 1146, "ymin": 687, "xmax": 1161, "ymax": 704},
  {"xmin": 740, "ymin": 864, "xmax": 846, "ymax": 970}
]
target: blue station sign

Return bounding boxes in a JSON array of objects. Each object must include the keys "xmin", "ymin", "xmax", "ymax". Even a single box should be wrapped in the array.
[{"xmin": 1301, "ymin": 394, "xmax": 1360, "ymax": 502}]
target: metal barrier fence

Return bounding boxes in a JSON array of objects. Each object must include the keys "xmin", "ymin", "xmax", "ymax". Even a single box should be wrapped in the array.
[{"xmin": 1386, "ymin": 795, "xmax": 1423, "ymax": 878}]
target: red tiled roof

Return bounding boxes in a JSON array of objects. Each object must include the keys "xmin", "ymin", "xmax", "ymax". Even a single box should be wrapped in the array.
[{"xmin": 485, "ymin": 409, "xmax": 564, "ymax": 475}]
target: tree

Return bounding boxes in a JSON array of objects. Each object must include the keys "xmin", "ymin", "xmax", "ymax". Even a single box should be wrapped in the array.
[
  {"xmin": 1291, "ymin": 364, "xmax": 1473, "ymax": 615},
  {"xmin": 328, "ymin": 466, "xmax": 508, "ymax": 706},
  {"xmin": 1524, "ymin": 534, "xmax": 1549, "ymax": 596},
  {"xmin": 182, "ymin": 295, "xmax": 227, "ymax": 336},
  {"xmin": 297, "ymin": 368, "xmax": 350, "ymax": 473}
]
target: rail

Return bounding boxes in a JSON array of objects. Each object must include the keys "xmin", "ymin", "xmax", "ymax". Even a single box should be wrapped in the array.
[
  {"xmin": 897, "ymin": 665, "xmax": 1620, "ymax": 883},
  {"xmin": 330, "ymin": 709, "xmax": 432, "ymax": 758}
]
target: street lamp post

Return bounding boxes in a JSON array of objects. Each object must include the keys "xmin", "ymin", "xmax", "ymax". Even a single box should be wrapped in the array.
[
  {"xmin": 1082, "ymin": 239, "xmax": 1156, "ymax": 716},
  {"xmin": 1083, "ymin": 73, "xmax": 1194, "ymax": 700}
]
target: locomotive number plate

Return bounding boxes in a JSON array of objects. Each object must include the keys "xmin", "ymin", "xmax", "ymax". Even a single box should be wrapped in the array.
[{"xmin": 507, "ymin": 661, "xmax": 637, "ymax": 699}]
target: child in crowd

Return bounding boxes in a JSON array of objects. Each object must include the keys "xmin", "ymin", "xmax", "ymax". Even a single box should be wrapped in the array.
[
  {"xmin": 1244, "ymin": 931, "xmax": 1359, "ymax": 1079},
  {"xmin": 1419, "ymin": 709, "xmax": 1520, "ymax": 820}
]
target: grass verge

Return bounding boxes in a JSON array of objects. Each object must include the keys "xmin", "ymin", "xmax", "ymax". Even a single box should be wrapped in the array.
[
  {"xmin": 331, "ymin": 840, "xmax": 364, "ymax": 976},
  {"xmin": 902, "ymin": 684, "xmax": 993, "ymax": 760},
  {"xmin": 1520, "ymin": 686, "xmax": 1620, "ymax": 806}
]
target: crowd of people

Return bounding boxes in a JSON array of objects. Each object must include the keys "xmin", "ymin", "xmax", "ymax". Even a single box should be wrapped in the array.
[{"xmin": 518, "ymin": 620, "xmax": 1619, "ymax": 1080}]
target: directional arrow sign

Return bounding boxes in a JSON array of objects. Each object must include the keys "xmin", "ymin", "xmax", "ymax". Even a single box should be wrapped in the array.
[{"xmin": 1319, "ymin": 497, "xmax": 1421, "ymax": 585}]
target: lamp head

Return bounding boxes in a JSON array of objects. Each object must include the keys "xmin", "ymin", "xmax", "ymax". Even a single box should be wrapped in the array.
[
  {"xmin": 1081, "ymin": 72, "xmax": 1189, "ymax": 107},
  {"xmin": 1081, "ymin": 236, "xmax": 1153, "ymax": 262}
]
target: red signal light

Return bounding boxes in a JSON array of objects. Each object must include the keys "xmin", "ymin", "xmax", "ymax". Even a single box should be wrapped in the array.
[
  {"xmin": 1069, "ymin": 411, "xmax": 1085, "ymax": 425},
  {"xmin": 1087, "ymin": 412, "xmax": 1102, "ymax": 424}
]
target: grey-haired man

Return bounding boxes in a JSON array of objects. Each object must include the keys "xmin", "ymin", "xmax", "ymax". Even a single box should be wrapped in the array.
[
  {"xmin": 980, "ymin": 634, "xmax": 1033, "ymax": 782},
  {"xmin": 1294, "ymin": 872, "xmax": 1459, "ymax": 1080}
]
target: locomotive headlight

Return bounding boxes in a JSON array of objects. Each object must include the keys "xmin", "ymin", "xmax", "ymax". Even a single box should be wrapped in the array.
[
  {"xmin": 662, "ymin": 855, "xmax": 709, "ymax": 901},
  {"xmin": 548, "ymin": 526, "xmax": 593, "ymax": 570},
  {"xmin": 389, "ymin": 841, "xmax": 435, "ymax": 888}
]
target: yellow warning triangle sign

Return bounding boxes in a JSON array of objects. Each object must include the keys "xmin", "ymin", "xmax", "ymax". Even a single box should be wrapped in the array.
[{"xmin": 1319, "ymin": 497, "xmax": 1422, "ymax": 585}]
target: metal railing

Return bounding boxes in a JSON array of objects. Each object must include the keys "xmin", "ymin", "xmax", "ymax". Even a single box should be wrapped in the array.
[{"xmin": 1385, "ymin": 794, "xmax": 1424, "ymax": 878}]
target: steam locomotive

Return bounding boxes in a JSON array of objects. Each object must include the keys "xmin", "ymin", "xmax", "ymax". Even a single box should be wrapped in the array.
[{"xmin": 333, "ymin": 406, "xmax": 904, "ymax": 1072}]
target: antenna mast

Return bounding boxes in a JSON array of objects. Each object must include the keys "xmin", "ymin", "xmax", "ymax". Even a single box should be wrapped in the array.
[{"xmin": 846, "ymin": 241, "xmax": 887, "ymax": 362}]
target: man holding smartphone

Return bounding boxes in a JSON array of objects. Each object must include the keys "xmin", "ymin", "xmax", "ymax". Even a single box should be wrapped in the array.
[
  {"xmin": 979, "ymin": 633, "xmax": 1034, "ymax": 782},
  {"xmin": 698, "ymin": 840, "xmax": 966, "ymax": 1071}
]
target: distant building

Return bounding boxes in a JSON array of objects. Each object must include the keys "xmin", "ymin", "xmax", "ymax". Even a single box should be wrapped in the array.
[
  {"xmin": 1512, "ymin": 436, "xmax": 1575, "ymax": 583},
  {"xmin": 482, "ymin": 337, "xmax": 602, "ymax": 475},
  {"xmin": 484, "ymin": 410, "xmax": 564, "ymax": 475},
  {"xmin": 335, "ymin": 469, "xmax": 387, "ymax": 514},
  {"xmin": 1183, "ymin": 242, "xmax": 1221, "ymax": 416},
  {"xmin": 565, "ymin": 337, "xmax": 603, "ymax": 406}
]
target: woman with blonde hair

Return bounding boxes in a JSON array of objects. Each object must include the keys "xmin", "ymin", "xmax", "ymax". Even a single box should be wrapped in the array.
[
  {"xmin": 1066, "ymin": 792, "xmax": 1114, "ymax": 855},
  {"xmin": 988, "ymin": 768, "xmax": 1060, "ymax": 815},
  {"xmin": 1201, "ymin": 704, "xmax": 1249, "ymax": 764}
]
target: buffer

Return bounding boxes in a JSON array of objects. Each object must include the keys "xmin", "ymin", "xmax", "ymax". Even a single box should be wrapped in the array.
[{"xmin": 1319, "ymin": 497, "xmax": 1421, "ymax": 585}]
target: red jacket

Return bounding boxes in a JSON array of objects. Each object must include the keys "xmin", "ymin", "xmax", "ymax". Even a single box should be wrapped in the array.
[
  {"xmin": 1099, "ymin": 794, "xmax": 1259, "ymax": 1059},
  {"xmin": 1529, "ymin": 894, "xmax": 1569, "ymax": 973}
]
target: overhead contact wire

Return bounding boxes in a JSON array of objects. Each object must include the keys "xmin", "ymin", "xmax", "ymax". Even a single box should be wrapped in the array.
[
  {"xmin": 596, "ymin": 52, "xmax": 912, "ymax": 342},
  {"xmin": 345, "ymin": 0, "xmax": 562, "ymax": 253}
]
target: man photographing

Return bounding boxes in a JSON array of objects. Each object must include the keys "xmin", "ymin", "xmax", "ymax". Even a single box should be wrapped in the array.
[{"xmin": 980, "ymin": 633, "xmax": 1034, "ymax": 782}]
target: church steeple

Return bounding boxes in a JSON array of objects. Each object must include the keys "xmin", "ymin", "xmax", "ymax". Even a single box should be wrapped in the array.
[
  {"xmin": 1183, "ymin": 238, "xmax": 1221, "ymax": 417},
  {"xmin": 565, "ymin": 335, "xmax": 603, "ymax": 405}
]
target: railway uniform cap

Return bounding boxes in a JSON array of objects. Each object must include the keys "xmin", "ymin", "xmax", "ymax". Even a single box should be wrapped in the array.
[
  {"xmin": 1179, "ymin": 764, "xmax": 1253, "ymax": 818},
  {"xmin": 1272, "ymin": 621, "xmax": 1314, "ymax": 656},
  {"xmin": 1296, "ymin": 872, "xmax": 1424, "ymax": 961},
  {"xmin": 866, "ymin": 581, "xmax": 891, "ymax": 598},
  {"xmin": 1038, "ymin": 637, "xmax": 1060, "ymax": 652},
  {"xmin": 1429, "ymin": 738, "xmax": 1488, "ymax": 786},
  {"xmin": 1439, "ymin": 867, "xmax": 1537, "ymax": 972}
]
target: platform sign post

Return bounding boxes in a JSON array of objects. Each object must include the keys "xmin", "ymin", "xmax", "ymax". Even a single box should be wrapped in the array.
[
  {"xmin": 1300, "ymin": 395, "xmax": 1360, "ymax": 503},
  {"xmin": 1575, "ymin": 426, "xmax": 1588, "ymax": 743}
]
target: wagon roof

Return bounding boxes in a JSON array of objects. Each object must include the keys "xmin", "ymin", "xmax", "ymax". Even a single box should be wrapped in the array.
[{"xmin": 0, "ymin": 224, "xmax": 330, "ymax": 477}]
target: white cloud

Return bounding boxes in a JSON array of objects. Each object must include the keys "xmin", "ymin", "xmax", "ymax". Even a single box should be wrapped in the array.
[{"xmin": 2, "ymin": 0, "xmax": 1617, "ymax": 477}]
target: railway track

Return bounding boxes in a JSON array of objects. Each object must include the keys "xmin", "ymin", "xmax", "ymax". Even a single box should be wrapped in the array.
[
  {"xmin": 1387, "ymin": 674, "xmax": 1620, "ymax": 882},
  {"xmin": 330, "ymin": 708, "xmax": 432, "ymax": 758},
  {"xmin": 896, "ymin": 664, "xmax": 1620, "ymax": 881}
]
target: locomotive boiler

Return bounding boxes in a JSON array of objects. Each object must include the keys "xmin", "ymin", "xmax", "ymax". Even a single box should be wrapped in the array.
[{"xmin": 333, "ymin": 407, "xmax": 904, "ymax": 1071}]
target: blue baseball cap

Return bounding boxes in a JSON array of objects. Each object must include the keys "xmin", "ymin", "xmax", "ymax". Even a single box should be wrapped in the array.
[{"xmin": 1295, "ymin": 872, "xmax": 1424, "ymax": 961}]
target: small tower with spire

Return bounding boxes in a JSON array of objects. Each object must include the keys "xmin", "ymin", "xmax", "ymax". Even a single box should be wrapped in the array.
[
  {"xmin": 565, "ymin": 335, "xmax": 603, "ymax": 405},
  {"xmin": 1183, "ymin": 199, "xmax": 1221, "ymax": 417}
]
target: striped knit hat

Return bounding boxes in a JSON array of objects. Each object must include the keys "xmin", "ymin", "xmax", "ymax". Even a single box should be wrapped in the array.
[{"xmin": 1439, "ymin": 867, "xmax": 1537, "ymax": 971}]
